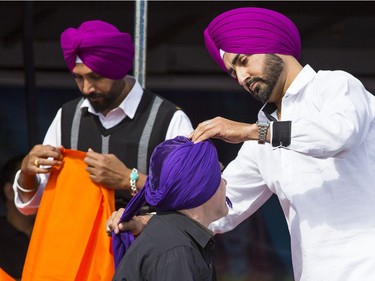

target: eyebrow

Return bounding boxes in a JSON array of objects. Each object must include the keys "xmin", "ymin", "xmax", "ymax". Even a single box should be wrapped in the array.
[
  {"xmin": 231, "ymin": 54, "xmax": 240, "ymax": 66},
  {"xmin": 227, "ymin": 54, "xmax": 241, "ymax": 76}
]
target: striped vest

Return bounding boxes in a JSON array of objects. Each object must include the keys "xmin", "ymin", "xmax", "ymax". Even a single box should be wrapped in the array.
[{"xmin": 61, "ymin": 89, "xmax": 179, "ymax": 207}]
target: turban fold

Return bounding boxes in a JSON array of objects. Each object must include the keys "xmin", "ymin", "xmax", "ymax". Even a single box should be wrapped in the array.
[
  {"xmin": 60, "ymin": 20, "xmax": 134, "ymax": 80},
  {"xmin": 112, "ymin": 136, "xmax": 231, "ymax": 268},
  {"xmin": 204, "ymin": 7, "xmax": 301, "ymax": 72}
]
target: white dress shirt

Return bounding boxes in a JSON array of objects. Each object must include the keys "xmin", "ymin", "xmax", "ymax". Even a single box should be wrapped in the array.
[
  {"xmin": 210, "ymin": 65, "xmax": 375, "ymax": 281},
  {"xmin": 14, "ymin": 78, "xmax": 193, "ymax": 214}
]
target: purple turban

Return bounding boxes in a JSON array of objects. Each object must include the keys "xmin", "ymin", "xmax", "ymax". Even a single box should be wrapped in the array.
[
  {"xmin": 204, "ymin": 7, "xmax": 301, "ymax": 72},
  {"xmin": 60, "ymin": 20, "xmax": 134, "ymax": 80},
  {"xmin": 112, "ymin": 136, "xmax": 232, "ymax": 268}
]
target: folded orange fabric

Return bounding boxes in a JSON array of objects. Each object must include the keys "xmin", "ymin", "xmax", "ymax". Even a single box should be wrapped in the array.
[
  {"xmin": 0, "ymin": 267, "xmax": 15, "ymax": 281},
  {"xmin": 22, "ymin": 149, "xmax": 115, "ymax": 281}
]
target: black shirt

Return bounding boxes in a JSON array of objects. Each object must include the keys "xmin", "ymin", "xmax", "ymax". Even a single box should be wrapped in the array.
[
  {"xmin": 0, "ymin": 217, "xmax": 30, "ymax": 279},
  {"xmin": 113, "ymin": 211, "xmax": 217, "ymax": 281}
]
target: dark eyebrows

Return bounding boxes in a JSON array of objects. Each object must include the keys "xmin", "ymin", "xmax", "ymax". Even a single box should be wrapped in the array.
[
  {"xmin": 227, "ymin": 54, "xmax": 241, "ymax": 76},
  {"xmin": 231, "ymin": 54, "xmax": 240, "ymax": 66}
]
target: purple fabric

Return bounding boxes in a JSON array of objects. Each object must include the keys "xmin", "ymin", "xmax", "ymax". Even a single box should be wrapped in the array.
[
  {"xmin": 204, "ymin": 7, "xmax": 301, "ymax": 73},
  {"xmin": 112, "ymin": 136, "xmax": 223, "ymax": 268},
  {"xmin": 60, "ymin": 20, "xmax": 134, "ymax": 80}
]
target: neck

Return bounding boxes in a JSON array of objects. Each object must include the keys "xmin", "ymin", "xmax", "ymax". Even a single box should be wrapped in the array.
[
  {"xmin": 281, "ymin": 56, "xmax": 303, "ymax": 96},
  {"xmin": 178, "ymin": 209, "xmax": 211, "ymax": 229},
  {"xmin": 277, "ymin": 109, "xmax": 282, "ymax": 120},
  {"xmin": 272, "ymin": 55, "xmax": 303, "ymax": 118}
]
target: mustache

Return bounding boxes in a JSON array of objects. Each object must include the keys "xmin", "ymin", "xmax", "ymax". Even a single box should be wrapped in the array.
[
  {"xmin": 245, "ymin": 77, "xmax": 263, "ymax": 91},
  {"xmin": 84, "ymin": 93, "xmax": 106, "ymax": 99}
]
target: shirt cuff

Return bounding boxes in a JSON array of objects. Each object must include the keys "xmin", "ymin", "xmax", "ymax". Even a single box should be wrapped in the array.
[
  {"xmin": 271, "ymin": 121, "xmax": 292, "ymax": 147},
  {"xmin": 13, "ymin": 170, "xmax": 44, "ymax": 215}
]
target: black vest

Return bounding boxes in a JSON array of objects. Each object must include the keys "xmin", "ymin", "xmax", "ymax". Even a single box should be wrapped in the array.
[{"xmin": 61, "ymin": 89, "xmax": 179, "ymax": 208}]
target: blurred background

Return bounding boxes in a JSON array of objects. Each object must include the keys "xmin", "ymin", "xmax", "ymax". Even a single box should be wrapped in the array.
[{"xmin": 0, "ymin": 1, "xmax": 374, "ymax": 280}]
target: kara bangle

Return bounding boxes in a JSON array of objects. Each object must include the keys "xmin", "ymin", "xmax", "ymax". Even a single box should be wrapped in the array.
[
  {"xmin": 130, "ymin": 168, "xmax": 139, "ymax": 196},
  {"xmin": 15, "ymin": 170, "xmax": 39, "ymax": 193}
]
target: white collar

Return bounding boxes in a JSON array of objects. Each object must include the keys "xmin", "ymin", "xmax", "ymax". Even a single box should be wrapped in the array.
[{"xmin": 80, "ymin": 76, "xmax": 143, "ymax": 119}]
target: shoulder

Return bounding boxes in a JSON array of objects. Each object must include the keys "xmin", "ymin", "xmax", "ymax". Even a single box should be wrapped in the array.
[
  {"xmin": 311, "ymin": 69, "xmax": 367, "ymax": 96},
  {"xmin": 61, "ymin": 97, "xmax": 84, "ymax": 111},
  {"xmin": 143, "ymin": 89, "xmax": 182, "ymax": 111},
  {"xmin": 315, "ymin": 69, "xmax": 359, "ymax": 86},
  {"xmin": 125, "ymin": 213, "xmax": 200, "ymax": 260}
]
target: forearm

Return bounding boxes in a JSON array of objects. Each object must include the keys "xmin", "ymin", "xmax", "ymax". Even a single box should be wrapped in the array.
[
  {"xmin": 13, "ymin": 171, "xmax": 46, "ymax": 215},
  {"xmin": 16, "ymin": 170, "xmax": 40, "ymax": 202}
]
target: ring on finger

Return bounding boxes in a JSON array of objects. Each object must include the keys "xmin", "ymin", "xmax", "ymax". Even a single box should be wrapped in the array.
[
  {"xmin": 204, "ymin": 120, "xmax": 210, "ymax": 125},
  {"xmin": 34, "ymin": 158, "xmax": 39, "ymax": 167}
]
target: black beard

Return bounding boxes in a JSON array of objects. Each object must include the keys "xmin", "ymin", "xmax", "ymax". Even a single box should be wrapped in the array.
[
  {"xmin": 246, "ymin": 54, "xmax": 284, "ymax": 104},
  {"xmin": 86, "ymin": 92, "xmax": 117, "ymax": 113},
  {"xmin": 84, "ymin": 79, "xmax": 125, "ymax": 113}
]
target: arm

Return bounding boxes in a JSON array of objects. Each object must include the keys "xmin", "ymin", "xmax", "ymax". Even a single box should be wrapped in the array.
[
  {"xmin": 209, "ymin": 141, "xmax": 273, "ymax": 234},
  {"xmin": 286, "ymin": 72, "xmax": 375, "ymax": 157},
  {"xmin": 165, "ymin": 110, "xmax": 194, "ymax": 139},
  {"xmin": 191, "ymin": 72, "xmax": 375, "ymax": 158},
  {"xmin": 13, "ymin": 109, "xmax": 63, "ymax": 215},
  {"xmin": 190, "ymin": 116, "xmax": 260, "ymax": 144}
]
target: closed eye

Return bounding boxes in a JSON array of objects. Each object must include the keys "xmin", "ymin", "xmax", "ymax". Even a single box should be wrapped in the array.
[{"xmin": 240, "ymin": 56, "xmax": 249, "ymax": 66}]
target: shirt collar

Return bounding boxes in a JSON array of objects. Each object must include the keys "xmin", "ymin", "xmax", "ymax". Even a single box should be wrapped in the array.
[
  {"xmin": 258, "ymin": 64, "xmax": 317, "ymax": 122},
  {"xmin": 160, "ymin": 211, "xmax": 214, "ymax": 248},
  {"xmin": 286, "ymin": 64, "xmax": 316, "ymax": 96},
  {"xmin": 80, "ymin": 76, "xmax": 143, "ymax": 119}
]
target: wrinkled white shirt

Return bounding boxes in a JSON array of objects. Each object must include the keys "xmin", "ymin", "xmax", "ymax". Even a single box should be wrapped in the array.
[
  {"xmin": 14, "ymin": 78, "xmax": 193, "ymax": 214},
  {"xmin": 210, "ymin": 65, "xmax": 375, "ymax": 281}
]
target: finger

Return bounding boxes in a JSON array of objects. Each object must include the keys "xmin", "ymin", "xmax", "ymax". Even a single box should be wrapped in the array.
[
  {"xmin": 38, "ymin": 145, "xmax": 64, "ymax": 161},
  {"xmin": 105, "ymin": 223, "xmax": 112, "ymax": 237},
  {"xmin": 107, "ymin": 212, "xmax": 119, "ymax": 234},
  {"xmin": 190, "ymin": 127, "xmax": 205, "ymax": 143},
  {"xmin": 118, "ymin": 220, "xmax": 132, "ymax": 231},
  {"xmin": 84, "ymin": 152, "xmax": 99, "ymax": 166},
  {"xmin": 192, "ymin": 127, "xmax": 215, "ymax": 143},
  {"xmin": 191, "ymin": 119, "xmax": 214, "ymax": 142},
  {"xmin": 34, "ymin": 157, "xmax": 62, "ymax": 168},
  {"xmin": 86, "ymin": 148, "xmax": 101, "ymax": 159}
]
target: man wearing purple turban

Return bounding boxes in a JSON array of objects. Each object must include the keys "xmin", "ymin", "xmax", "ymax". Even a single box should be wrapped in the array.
[
  {"xmin": 189, "ymin": 6, "xmax": 375, "ymax": 281},
  {"xmin": 107, "ymin": 136, "xmax": 230, "ymax": 281},
  {"xmin": 12, "ymin": 20, "xmax": 193, "ymax": 278}
]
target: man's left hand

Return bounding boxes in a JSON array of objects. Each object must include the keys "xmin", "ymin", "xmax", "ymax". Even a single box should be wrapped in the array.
[{"xmin": 84, "ymin": 148, "xmax": 129, "ymax": 190}]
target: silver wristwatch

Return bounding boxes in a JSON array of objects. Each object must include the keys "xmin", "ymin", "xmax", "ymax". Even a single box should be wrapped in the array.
[{"xmin": 256, "ymin": 120, "xmax": 269, "ymax": 144}]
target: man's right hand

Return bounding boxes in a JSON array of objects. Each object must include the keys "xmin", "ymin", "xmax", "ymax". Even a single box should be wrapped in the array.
[
  {"xmin": 189, "ymin": 116, "xmax": 255, "ymax": 144},
  {"xmin": 21, "ymin": 144, "xmax": 64, "ymax": 176},
  {"xmin": 16, "ymin": 145, "xmax": 63, "ymax": 201}
]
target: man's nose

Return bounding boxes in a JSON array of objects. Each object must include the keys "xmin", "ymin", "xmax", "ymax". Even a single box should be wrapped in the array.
[
  {"xmin": 82, "ymin": 79, "xmax": 95, "ymax": 95},
  {"xmin": 236, "ymin": 68, "xmax": 249, "ymax": 86}
]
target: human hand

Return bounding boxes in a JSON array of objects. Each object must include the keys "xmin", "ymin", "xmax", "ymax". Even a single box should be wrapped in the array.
[
  {"xmin": 106, "ymin": 208, "xmax": 151, "ymax": 236},
  {"xmin": 16, "ymin": 145, "xmax": 63, "ymax": 199},
  {"xmin": 84, "ymin": 148, "xmax": 129, "ymax": 190},
  {"xmin": 21, "ymin": 144, "xmax": 64, "ymax": 176},
  {"xmin": 189, "ymin": 116, "xmax": 255, "ymax": 144}
]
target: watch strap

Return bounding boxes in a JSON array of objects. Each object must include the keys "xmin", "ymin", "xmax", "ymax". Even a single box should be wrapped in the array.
[{"xmin": 256, "ymin": 121, "xmax": 269, "ymax": 144}]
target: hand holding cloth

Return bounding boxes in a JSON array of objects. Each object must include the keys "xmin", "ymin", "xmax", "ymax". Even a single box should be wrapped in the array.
[{"xmin": 112, "ymin": 136, "xmax": 231, "ymax": 268}]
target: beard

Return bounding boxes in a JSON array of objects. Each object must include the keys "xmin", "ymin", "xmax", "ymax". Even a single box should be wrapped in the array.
[
  {"xmin": 245, "ymin": 54, "xmax": 284, "ymax": 104},
  {"xmin": 85, "ymin": 80, "xmax": 125, "ymax": 113}
]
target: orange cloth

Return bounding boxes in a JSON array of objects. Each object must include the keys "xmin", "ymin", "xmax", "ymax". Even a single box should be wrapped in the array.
[
  {"xmin": 22, "ymin": 149, "xmax": 115, "ymax": 281},
  {"xmin": 0, "ymin": 267, "xmax": 15, "ymax": 281}
]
